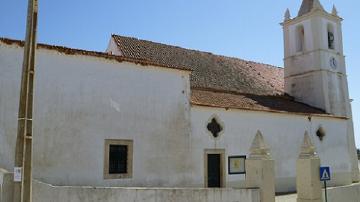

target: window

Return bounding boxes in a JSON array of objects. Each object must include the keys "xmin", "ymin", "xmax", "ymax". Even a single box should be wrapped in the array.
[
  {"xmin": 296, "ymin": 25, "xmax": 305, "ymax": 52},
  {"xmin": 327, "ymin": 24, "xmax": 335, "ymax": 50},
  {"xmin": 109, "ymin": 145, "xmax": 128, "ymax": 174},
  {"xmin": 104, "ymin": 139, "xmax": 133, "ymax": 179}
]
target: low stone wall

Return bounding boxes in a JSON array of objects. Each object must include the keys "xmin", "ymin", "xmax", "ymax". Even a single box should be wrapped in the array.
[
  {"xmin": 325, "ymin": 183, "xmax": 360, "ymax": 202},
  {"xmin": 34, "ymin": 181, "xmax": 259, "ymax": 202},
  {"xmin": 276, "ymin": 183, "xmax": 360, "ymax": 202},
  {"xmin": 1, "ymin": 169, "xmax": 259, "ymax": 202},
  {"xmin": 32, "ymin": 181, "xmax": 260, "ymax": 202},
  {"xmin": 0, "ymin": 169, "xmax": 13, "ymax": 202}
]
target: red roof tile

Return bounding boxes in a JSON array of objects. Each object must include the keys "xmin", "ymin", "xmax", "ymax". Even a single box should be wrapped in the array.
[
  {"xmin": 191, "ymin": 89, "xmax": 330, "ymax": 116},
  {"xmin": 112, "ymin": 35, "xmax": 284, "ymax": 96},
  {"xmin": 112, "ymin": 35, "xmax": 335, "ymax": 115}
]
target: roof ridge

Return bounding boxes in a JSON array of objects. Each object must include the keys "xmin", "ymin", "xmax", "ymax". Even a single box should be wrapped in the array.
[
  {"xmin": 113, "ymin": 34, "xmax": 215, "ymax": 55},
  {"xmin": 112, "ymin": 34, "xmax": 283, "ymax": 70}
]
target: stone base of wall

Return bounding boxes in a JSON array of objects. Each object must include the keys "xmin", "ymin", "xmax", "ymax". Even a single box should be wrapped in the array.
[
  {"xmin": 0, "ymin": 169, "xmax": 13, "ymax": 202},
  {"xmin": 32, "ymin": 181, "xmax": 260, "ymax": 202},
  {"xmin": 325, "ymin": 183, "xmax": 360, "ymax": 202},
  {"xmin": 276, "ymin": 183, "xmax": 360, "ymax": 202},
  {"xmin": 0, "ymin": 170, "xmax": 260, "ymax": 202},
  {"xmin": 33, "ymin": 182, "xmax": 260, "ymax": 202}
]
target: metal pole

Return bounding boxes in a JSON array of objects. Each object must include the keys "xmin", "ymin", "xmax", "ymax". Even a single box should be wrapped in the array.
[
  {"xmin": 324, "ymin": 181, "xmax": 328, "ymax": 202},
  {"xmin": 13, "ymin": 0, "xmax": 38, "ymax": 202}
]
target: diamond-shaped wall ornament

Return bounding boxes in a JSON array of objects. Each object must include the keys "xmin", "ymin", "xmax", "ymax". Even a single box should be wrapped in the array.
[
  {"xmin": 316, "ymin": 127, "xmax": 326, "ymax": 141},
  {"xmin": 207, "ymin": 117, "xmax": 223, "ymax": 138}
]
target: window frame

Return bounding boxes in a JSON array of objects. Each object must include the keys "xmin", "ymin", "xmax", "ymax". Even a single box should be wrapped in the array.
[{"xmin": 104, "ymin": 139, "xmax": 133, "ymax": 179}]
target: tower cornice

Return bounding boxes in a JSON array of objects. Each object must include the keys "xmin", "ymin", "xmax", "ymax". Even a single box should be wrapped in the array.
[
  {"xmin": 283, "ymin": 48, "xmax": 344, "ymax": 61},
  {"xmin": 281, "ymin": 9, "xmax": 342, "ymax": 27}
]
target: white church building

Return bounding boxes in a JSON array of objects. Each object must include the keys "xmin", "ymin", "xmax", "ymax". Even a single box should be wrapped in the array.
[{"xmin": 0, "ymin": 0, "xmax": 358, "ymax": 193}]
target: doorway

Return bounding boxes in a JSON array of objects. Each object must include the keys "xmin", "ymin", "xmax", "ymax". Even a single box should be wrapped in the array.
[{"xmin": 204, "ymin": 149, "xmax": 225, "ymax": 188}]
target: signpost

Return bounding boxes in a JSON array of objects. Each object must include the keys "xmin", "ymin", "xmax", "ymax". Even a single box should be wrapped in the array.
[{"xmin": 320, "ymin": 166, "xmax": 331, "ymax": 202}]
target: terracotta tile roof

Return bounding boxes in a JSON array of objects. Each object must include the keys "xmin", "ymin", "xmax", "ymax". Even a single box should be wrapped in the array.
[
  {"xmin": 111, "ymin": 35, "xmax": 336, "ymax": 115},
  {"xmin": 191, "ymin": 89, "xmax": 330, "ymax": 116},
  {"xmin": 112, "ymin": 35, "xmax": 284, "ymax": 96},
  {"xmin": 0, "ymin": 37, "xmax": 191, "ymax": 72}
]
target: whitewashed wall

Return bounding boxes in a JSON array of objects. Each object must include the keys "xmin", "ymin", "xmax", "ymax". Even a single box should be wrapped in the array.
[
  {"xmin": 190, "ymin": 106, "xmax": 352, "ymax": 193},
  {"xmin": 0, "ymin": 43, "xmax": 192, "ymax": 187},
  {"xmin": 106, "ymin": 38, "xmax": 122, "ymax": 56},
  {"xmin": 32, "ymin": 181, "xmax": 260, "ymax": 202}
]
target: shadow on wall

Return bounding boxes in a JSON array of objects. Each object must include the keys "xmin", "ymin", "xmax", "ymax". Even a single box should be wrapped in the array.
[
  {"xmin": 191, "ymin": 88, "xmax": 326, "ymax": 114},
  {"xmin": 245, "ymin": 94, "xmax": 325, "ymax": 114}
]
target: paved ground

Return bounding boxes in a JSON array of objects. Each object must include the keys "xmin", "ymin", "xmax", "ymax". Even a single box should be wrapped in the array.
[
  {"xmin": 276, "ymin": 180, "xmax": 360, "ymax": 202},
  {"xmin": 276, "ymin": 194, "xmax": 297, "ymax": 202}
]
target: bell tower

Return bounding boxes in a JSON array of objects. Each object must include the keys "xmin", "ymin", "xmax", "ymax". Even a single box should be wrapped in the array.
[{"xmin": 282, "ymin": 0, "xmax": 359, "ymax": 182}]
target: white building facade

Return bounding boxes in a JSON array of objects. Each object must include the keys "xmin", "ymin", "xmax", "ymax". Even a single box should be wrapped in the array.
[{"xmin": 0, "ymin": 0, "xmax": 358, "ymax": 194}]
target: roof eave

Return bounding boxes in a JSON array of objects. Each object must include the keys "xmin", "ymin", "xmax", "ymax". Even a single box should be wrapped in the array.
[
  {"xmin": 0, "ymin": 37, "xmax": 193, "ymax": 73},
  {"xmin": 191, "ymin": 102, "xmax": 348, "ymax": 120}
]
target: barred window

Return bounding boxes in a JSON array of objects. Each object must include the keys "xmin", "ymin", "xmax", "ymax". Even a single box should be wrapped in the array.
[
  {"xmin": 109, "ymin": 145, "xmax": 128, "ymax": 174},
  {"xmin": 104, "ymin": 139, "xmax": 133, "ymax": 179}
]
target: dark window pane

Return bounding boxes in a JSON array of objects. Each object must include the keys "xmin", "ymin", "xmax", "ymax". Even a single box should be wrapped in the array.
[{"xmin": 109, "ymin": 145, "xmax": 128, "ymax": 174}]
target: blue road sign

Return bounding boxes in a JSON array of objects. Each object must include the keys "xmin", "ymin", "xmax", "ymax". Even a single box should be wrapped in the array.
[{"xmin": 320, "ymin": 167, "xmax": 331, "ymax": 181}]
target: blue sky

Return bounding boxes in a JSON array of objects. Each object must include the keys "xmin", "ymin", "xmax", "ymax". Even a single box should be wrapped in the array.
[{"xmin": 1, "ymin": 0, "xmax": 359, "ymax": 147}]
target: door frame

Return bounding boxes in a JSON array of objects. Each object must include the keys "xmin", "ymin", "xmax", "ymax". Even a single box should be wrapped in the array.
[{"xmin": 204, "ymin": 149, "xmax": 226, "ymax": 188}]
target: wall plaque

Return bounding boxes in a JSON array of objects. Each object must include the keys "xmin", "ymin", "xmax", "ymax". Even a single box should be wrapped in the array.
[{"xmin": 228, "ymin": 156, "xmax": 246, "ymax": 175}]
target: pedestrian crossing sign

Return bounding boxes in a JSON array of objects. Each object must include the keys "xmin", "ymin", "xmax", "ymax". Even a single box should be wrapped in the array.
[{"xmin": 320, "ymin": 167, "xmax": 331, "ymax": 181}]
